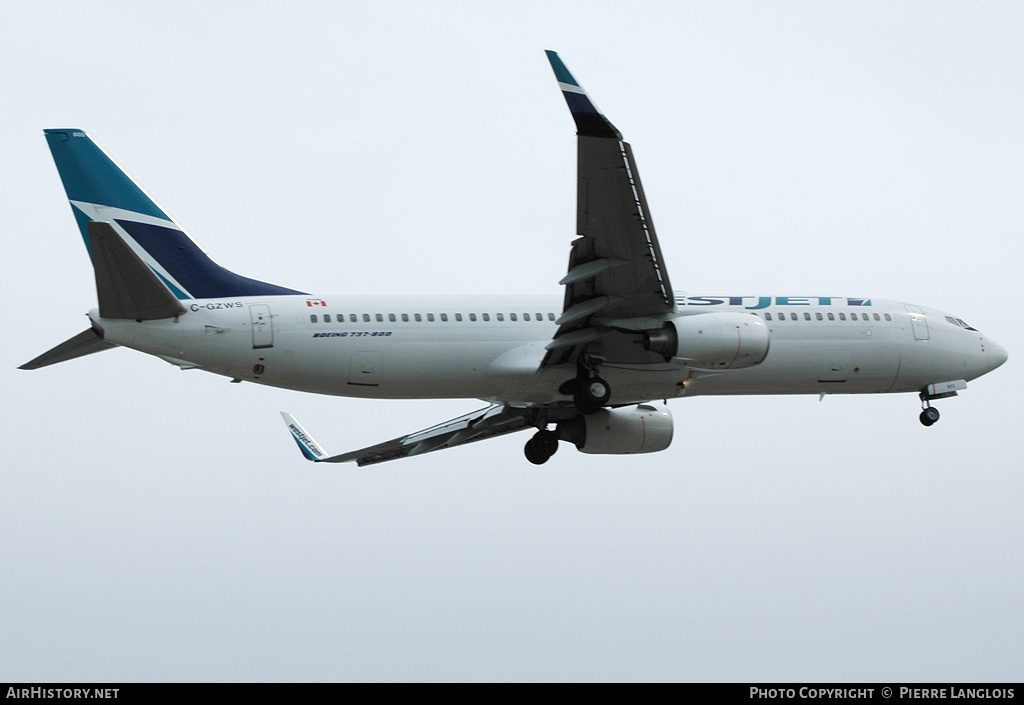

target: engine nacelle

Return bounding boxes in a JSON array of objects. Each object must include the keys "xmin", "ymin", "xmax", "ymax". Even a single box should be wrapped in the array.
[
  {"xmin": 560, "ymin": 403, "xmax": 674, "ymax": 455},
  {"xmin": 644, "ymin": 312, "xmax": 770, "ymax": 369}
]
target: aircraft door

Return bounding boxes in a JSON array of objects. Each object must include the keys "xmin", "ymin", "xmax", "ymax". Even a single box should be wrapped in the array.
[
  {"xmin": 250, "ymin": 304, "xmax": 274, "ymax": 349},
  {"xmin": 905, "ymin": 305, "xmax": 929, "ymax": 341}
]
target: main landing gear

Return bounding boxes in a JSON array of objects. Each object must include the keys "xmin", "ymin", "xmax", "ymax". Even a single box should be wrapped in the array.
[
  {"xmin": 574, "ymin": 376, "xmax": 611, "ymax": 415},
  {"xmin": 563, "ymin": 360, "xmax": 611, "ymax": 415},
  {"xmin": 527, "ymin": 361, "xmax": 612, "ymax": 464},
  {"xmin": 524, "ymin": 429, "xmax": 559, "ymax": 465}
]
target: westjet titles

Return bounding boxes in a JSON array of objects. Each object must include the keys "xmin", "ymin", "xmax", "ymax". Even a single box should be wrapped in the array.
[{"xmin": 678, "ymin": 296, "xmax": 872, "ymax": 308}]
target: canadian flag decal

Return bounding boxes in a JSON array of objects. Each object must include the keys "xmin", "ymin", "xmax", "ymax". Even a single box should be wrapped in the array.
[{"xmin": 306, "ymin": 299, "xmax": 327, "ymax": 307}]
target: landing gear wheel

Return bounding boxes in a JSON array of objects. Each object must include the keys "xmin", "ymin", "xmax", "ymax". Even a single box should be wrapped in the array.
[
  {"xmin": 919, "ymin": 407, "xmax": 940, "ymax": 427},
  {"xmin": 574, "ymin": 376, "xmax": 611, "ymax": 415},
  {"xmin": 524, "ymin": 430, "xmax": 559, "ymax": 465}
]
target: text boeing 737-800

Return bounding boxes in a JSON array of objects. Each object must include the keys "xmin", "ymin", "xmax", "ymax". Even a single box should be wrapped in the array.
[{"xmin": 21, "ymin": 51, "xmax": 1007, "ymax": 466}]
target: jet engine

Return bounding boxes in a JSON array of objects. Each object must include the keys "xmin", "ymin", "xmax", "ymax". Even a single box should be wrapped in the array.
[
  {"xmin": 643, "ymin": 312, "xmax": 769, "ymax": 369},
  {"xmin": 559, "ymin": 403, "xmax": 673, "ymax": 455}
]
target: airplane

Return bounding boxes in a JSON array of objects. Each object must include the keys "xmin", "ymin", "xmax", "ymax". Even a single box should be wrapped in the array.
[{"xmin": 21, "ymin": 51, "xmax": 1008, "ymax": 467}]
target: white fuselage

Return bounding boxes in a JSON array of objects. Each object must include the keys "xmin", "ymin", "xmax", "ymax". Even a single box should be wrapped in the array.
[{"xmin": 92, "ymin": 293, "xmax": 1007, "ymax": 406}]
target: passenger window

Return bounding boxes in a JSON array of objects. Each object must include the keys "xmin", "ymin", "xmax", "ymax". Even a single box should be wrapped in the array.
[
  {"xmin": 790, "ymin": 313, "xmax": 798, "ymax": 321},
  {"xmin": 816, "ymin": 312, "xmax": 823, "ymax": 321},
  {"xmin": 455, "ymin": 313, "xmax": 462, "ymax": 322},
  {"xmin": 415, "ymin": 313, "xmax": 422, "ymax": 322},
  {"xmin": 765, "ymin": 312, "xmax": 773, "ymax": 321},
  {"xmin": 839, "ymin": 313, "xmax": 847, "ymax": 321},
  {"xmin": 482, "ymin": 313, "xmax": 490, "ymax": 321},
  {"xmin": 536, "ymin": 313, "xmax": 543, "ymax": 321},
  {"xmin": 827, "ymin": 313, "xmax": 835, "ymax": 321},
  {"xmin": 470, "ymin": 313, "xmax": 477, "ymax": 321},
  {"xmin": 310, "ymin": 314, "xmax": 318, "ymax": 323},
  {"xmin": 427, "ymin": 314, "xmax": 435, "ymax": 322},
  {"xmin": 362, "ymin": 314, "xmax": 370, "ymax": 322},
  {"xmin": 510, "ymin": 313, "xmax": 518, "ymax": 321},
  {"xmin": 804, "ymin": 312, "xmax": 811, "ymax": 320},
  {"xmin": 524, "ymin": 313, "xmax": 531, "ymax": 321},
  {"xmin": 548, "ymin": 313, "xmax": 555, "ymax": 321},
  {"xmin": 389, "ymin": 314, "xmax": 396, "ymax": 322},
  {"xmin": 350, "ymin": 314, "xmax": 357, "ymax": 323},
  {"xmin": 324, "ymin": 314, "xmax": 331, "ymax": 322},
  {"xmin": 440, "ymin": 313, "xmax": 448, "ymax": 322},
  {"xmin": 402, "ymin": 314, "xmax": 409, "ymax": 322},
  {"xmin": 375, "ymin": 313, "xmax": 383, "ymax": 322},
  {"xmin": 497, "ymin": 313, "xmax": 504, "ymax": 321},
  {"xmin": 884, "ymin": 313, "xmax": 892, "ymax": 321},
  {"xmin": 874, "ymin": 313, "xmax": 880, "ymax": 321}
]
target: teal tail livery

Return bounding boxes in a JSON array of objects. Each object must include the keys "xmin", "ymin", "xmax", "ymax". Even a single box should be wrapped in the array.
[
  {"xmin": 19, "ymin": 56, "xmax": 1008, "ymax": 464},
  {"xmin": 44, "ymin": 129, "xmax": 303, "ymax": 301},
  {"xmin": 20, "ymin": 130, "xmax": 304, "ymax": 370}
]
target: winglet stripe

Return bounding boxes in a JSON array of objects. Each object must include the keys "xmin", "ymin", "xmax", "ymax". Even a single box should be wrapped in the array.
[
  {"xmin": 545, "ymin": 51, "xmax": 622, "ymax": 139},
  {"xmin": 545, "ymin": 50, "xmax": 579, "ymax": 86},
  {"xmin": 280, "ymin": 412, "xmax": 328, "ymax": 462}
]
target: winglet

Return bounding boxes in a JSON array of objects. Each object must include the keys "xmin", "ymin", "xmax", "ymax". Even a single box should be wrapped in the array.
[
  {"xmin": 280, "ymin": 412, "xmax": 329, "ymax": 462},
  {"xmin": 545, "ymin": 50, "xmax": 621, "ymax": 139}
]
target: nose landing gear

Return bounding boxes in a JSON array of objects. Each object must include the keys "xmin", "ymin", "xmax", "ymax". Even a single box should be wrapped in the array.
[
  {"xmin": 919, "ymin": 390, "xmax": 941, "ymax": 427},
  {"xmin": 919, "ymin": 405, "xmax": 940, "ymax": 427},
  {"xmin": 918, "ymin": 380, "xmax": 967, "ymax": 426}
]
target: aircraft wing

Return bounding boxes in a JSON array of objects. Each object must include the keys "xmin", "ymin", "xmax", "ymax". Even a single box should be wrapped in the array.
[
  {"xmin": 543, "ymin": 51, "xmax": 676, "ymax": 366},
  {"xmin": 281, "ymin": 405, "xmax": 533, "ymax": 467}
]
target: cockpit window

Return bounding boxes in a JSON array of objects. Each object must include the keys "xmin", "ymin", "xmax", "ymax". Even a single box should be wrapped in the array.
[{"xmin": 945, "ymin": 315, "xmax": 979, "ymax": 332}]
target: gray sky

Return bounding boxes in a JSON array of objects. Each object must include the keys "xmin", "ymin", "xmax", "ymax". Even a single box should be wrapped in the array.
[{"xmin": 2, "ymin": 0, "xmax": 1022, "ymax": 682}]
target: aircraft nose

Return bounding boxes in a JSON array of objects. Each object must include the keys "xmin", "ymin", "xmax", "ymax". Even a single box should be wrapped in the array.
[{"xmin": 988, "ymin": 342, "xmax": 1008, "ymax": 372}]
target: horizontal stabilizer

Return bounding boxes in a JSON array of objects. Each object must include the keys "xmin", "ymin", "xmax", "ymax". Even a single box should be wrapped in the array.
[
  {"xmin": 19, "ymin": 327, "xmax": 117, "ymax": 370},
  {"xmin": 89, "ymin": 221, "xmax": 187, "ymax": 320}
]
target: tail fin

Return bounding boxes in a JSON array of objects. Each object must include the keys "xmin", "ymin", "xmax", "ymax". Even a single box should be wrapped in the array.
[{"xmin": 44, "ymin": 129, "xmax": 304, "ymax": 301}]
